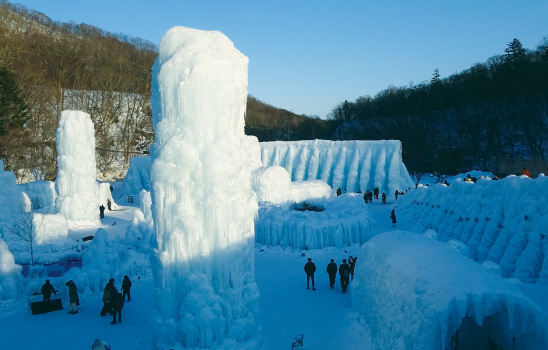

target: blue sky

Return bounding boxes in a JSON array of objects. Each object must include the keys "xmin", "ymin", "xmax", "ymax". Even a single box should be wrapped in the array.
[{"xmin": 11, "ymin": 0, "xmax": 548, "ymax": 118}]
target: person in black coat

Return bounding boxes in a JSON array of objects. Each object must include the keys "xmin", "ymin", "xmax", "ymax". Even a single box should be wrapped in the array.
[
  {"xmin": 304, "ymin": 258, "xmax": 317, "ymax": 290},
  {"xmin": 348, "ymin": 256, "xmax": 358, "ymax": 281},
  {"xmin": 326, "ymin": 259, "xmax": 338, "ymax": 289},
  {"xmin": 41, "ymin": 279, "xmax": 57, "ymax": 302},
  {"xmin": 101, "ymin": 279, "xmax": 114, "ymax": 316},
  {"xmin": 110, "ymin": 287, "xmax": 123, "ymax": 324},
  {"xmin": 391, "ymin": 209, "xmax": 397, "ymax": 227},
  {"xmin": 339, "ymin": 259, "xmax": 350, "ymax": 293},
  {"xmin": 99, "ymin": 204, "xmax": 105, "ymax": 218},
  {"xmin": 121, "ymin": 275, "xmax": 132, "ymax": 302}
]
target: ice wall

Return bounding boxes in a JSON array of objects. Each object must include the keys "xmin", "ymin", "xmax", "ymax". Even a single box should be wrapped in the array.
[
  {"xmin": 398, "ymin": 175, "xmax": 548, "ymax": 283},
  {"xmin": 149, "ymin": 27, "xmax": 260, "ymax": 349},
  {"xmin": 260, "ymin": 140, "xmax": 414, "ymax": 194},
  {"xmin": 352, "ymin": 231, "xmax": 548, "ymax": 350},
  {"xmin": 55, "ymin": 111, "xmax": 99, "ymax": 222},
  {"xmin": 119, "ymin": 156, "xmax": 152, "ymax": 196}
]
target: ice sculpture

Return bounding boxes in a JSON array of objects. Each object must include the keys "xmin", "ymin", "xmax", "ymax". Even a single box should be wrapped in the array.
[
  {"xmin": 352, "ymin": 231, "xmax": 548, "ymax": 349},
  {"xmin": 55, "ymin": 111, "xmax": 99, "ymax": 222},
  {"xmin": 149, "ymin": 27, "xmax": 260, "ymax": 348},
  {"xmin": 260, "ymin": 140, "xmax": 414, "ymax": 194}
]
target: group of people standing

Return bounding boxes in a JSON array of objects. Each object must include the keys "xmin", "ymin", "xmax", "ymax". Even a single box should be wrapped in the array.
[
  {"xmin": 101, "ymin": 275, "xmax": 132, "ymax": 325},
  {"xmin": 40, "ymin": 275, "xmax": 132, "ymax": 324},
  {"xmin": 304, "ymin": 256, "xmax": 358, "ymax": 293}
]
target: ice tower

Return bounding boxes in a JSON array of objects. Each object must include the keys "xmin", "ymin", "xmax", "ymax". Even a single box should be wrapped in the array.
[
  {"xmin": 55, "ymin": 110, "xmax": 99, "ymax": 222},
  {"xmin": 149, "ymin": 27, "xmax": 260, "ymax": 349}
]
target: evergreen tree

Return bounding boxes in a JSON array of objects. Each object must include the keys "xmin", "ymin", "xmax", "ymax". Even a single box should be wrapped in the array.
[
  {"xmin": 431, "ymin": 68, "xmax": 440, "ymax": 84},
  {"xmin": 0, "ymin": 67, "xmax": 28, "ymax": 136},
  {"xmin": 504, "ymin": 38, "xmax": 526, "ymax": 64}
]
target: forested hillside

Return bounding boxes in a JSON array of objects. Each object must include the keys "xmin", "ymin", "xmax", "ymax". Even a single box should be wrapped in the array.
[
  {"xmin": 329, "ymin": 38, "xmax": 548, "ymax": 176},
  {"xmin": 0, "ymin": 2, "xmax": 330, "ymax": 182}
]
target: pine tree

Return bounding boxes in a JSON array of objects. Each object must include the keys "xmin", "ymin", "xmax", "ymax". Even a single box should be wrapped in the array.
[
  {"xmin": 0, "ymin": 67, "xmax": 28, "ymax": 136},
  {"xmin": 431, "ymin": 68, "xmax": 440, "ymax": 85},
  {"xmin": 504, "ymin": 38, "xmax": 526, "ymax": 64}
]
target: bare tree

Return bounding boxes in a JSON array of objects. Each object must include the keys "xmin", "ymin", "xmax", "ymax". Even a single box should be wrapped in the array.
[{"xmin": 3, "ymin": 213, "xmax": 36, "ymax": 265}]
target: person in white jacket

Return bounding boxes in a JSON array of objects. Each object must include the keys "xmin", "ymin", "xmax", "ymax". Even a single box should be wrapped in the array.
[{"xmin": 92, "ymin": 338, "xmax": 111, "ymax": 350}]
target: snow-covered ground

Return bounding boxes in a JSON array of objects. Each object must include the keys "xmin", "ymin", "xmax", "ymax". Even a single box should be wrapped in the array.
[{"xmin": 2, "ymin": 186, "xmax": 547, "ymax": 349}]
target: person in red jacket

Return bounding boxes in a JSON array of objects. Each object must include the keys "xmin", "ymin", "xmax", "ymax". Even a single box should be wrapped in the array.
[{"xmin": 522, "ymin": 168, "xmax": 531, "ymax": 177}]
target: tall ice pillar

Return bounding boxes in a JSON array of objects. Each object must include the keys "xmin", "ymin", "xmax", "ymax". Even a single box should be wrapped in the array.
[{"xmin": 149, "ymin": 27, "xmax": 261, "ymax": 349}]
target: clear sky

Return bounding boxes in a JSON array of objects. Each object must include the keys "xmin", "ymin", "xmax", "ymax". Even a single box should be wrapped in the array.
[{"xmin": 10, "ymin": 0, "xmax": 548, "ymax": 118}]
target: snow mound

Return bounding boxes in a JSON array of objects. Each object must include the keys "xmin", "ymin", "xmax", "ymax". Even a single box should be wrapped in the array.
[
  {"xmin": 352, "ymin": 231, "xmax": 548, "ymax": 350},
  {"xmin": 255, "ymin": 194, "xmax": 371, "ymax": 249},
  {"xmin": 398, "ymin": 175, "xmax": 548, "ymax": 283},
  {"xmin": 0, "ymin": 239, "xmax": 24, "ymax": 301}
]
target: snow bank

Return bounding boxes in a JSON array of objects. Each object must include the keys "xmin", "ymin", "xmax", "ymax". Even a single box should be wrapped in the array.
[
  {"xmin": 55, "ymin": 110, "xmax": 99, "ymax": 222},
  {"xmin": 0, "ymin": 239, "xmax": 24, "ymax": 301},
  {"xmin": 398, "ymin": 175, "xmax": 548, "ymax": 283},
  {"xmin": 252, "ymin": 166, "xmax": 332, "ymax": 209},
  {"xmin": 19, "ymin": 180, "xmax": 56, "ymax": 214},
  {"xmin": 32, "ymin": 214, "xmax": 68, "ymax": 245},
  {"xmin": 149, "ymin": 26, "xmax": 260, "ymax": 349},
  {"xmin": 352, "ymin": 231, "xmax": 548, "ymax": 350},
  {"xmin": 125, "ymin": 190, "xmax": 154, "ymax": 251},
  {"xmin": 260, "ymin": 140, "xmax": 414, "ymax": 194},
  {"xmin": 256, "ymin": 194, "xmax": 371, "ymax": 249},
  {"xmin": 0, "ymin": 162, "xmax": 30, "ymax": 238}
]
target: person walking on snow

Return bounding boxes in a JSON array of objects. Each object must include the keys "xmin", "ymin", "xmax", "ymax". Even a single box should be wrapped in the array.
[
  {"xmin": 339, "ymin": 259, "xmax": 350, "ymax": 293},
  {"xmin": 348, "ymin": 256, "xmax": 358, "ymax": 281},
  {"xmin": 374, "ymin": 187, "xmax": 379, "ymax": 200},
  {"xmin": 391, "ymin": 209, "xmax": 397, "ymax": 227},
  {"xmin": 99, "ymin": 204, "xmax": 105, "ymax": 219},
  {"xmin": 304, "ymin": 258, "xmax": 317, "ymax": 290},
  {"xmin": 65, "ymin": 280, "xmax": 79, "ymax": 314},
  {"xmin": 381, "ymin": 192, "xmax": 386, "ymax": 204},
  {"xmin": 326, "ymin": 259, "xmax": 338, "ymax": 289},
  {"xmin": 110, "ymin": 286, "xmax": 124, "ymax": 324},
  {"xmin": 122, "ymin": 275, "xmax": 132, "ymax": 301},
  {"xmin": 101, "ymin": 279, "xmax": 114, "ymax": 316}
]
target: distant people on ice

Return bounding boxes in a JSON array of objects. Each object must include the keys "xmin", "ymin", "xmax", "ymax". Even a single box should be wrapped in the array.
[
  {"xmin": 374, "ymin": 187, "xmax": 379, "ymax": 199},
  {"xmin": 336, "ymin": 188, "xmax": 342, "ymax": 196},
  {"xmin": 326, "ymin": 259, "xmax": 338, "ymax": 289},
  {"xmin": 99, "ymin": 204, "xmax": 105, "ymax": 218},
  {"xmin": 122, "ymin": 275, "xmax": 132, "ymax": 301},
  {"xmin": 304, "ymin": 258, "xmax": 316, "ymax": 290},
  {"xmin": 107, "ymin": 199, "xmax": 112, "ymax": 211},
  {"xmin": 339, "ymin": 259, "xmax": 350, "ymax": 293},
  {"xmin": 101, "ymin": 279, "xmax": 115, "ymax": 316},
  {"xmin": 65, "ymin": 280, "xmax": 79, "ymax": 314},
  {"xmin": 391, "ymin": 209, "xmax": 397, "ymax": 227},
  {"xmin": 348, "ymin": 256, "xmax": 358, "ymax": 281},
  {"xmin": 41, "ymin": 279, "xmax": 57, "ymax": 302},
  {"xmin": 92, "ymin": 338, "xmax": 111, "ymax": 350},
  {"xmin": 381, "ymin": 192, "xmax": 386, "ymax": 204},
  {"xmin": 444, "ymin": 179, "xmax": 450, "ymax": 186},
  {"xmin": 522, "ymin": 168, "xmax": 531, "ymax": 178},
  {"xmin": 395, "ymin": 190, "xmax": 399, "ymax": 200}
]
